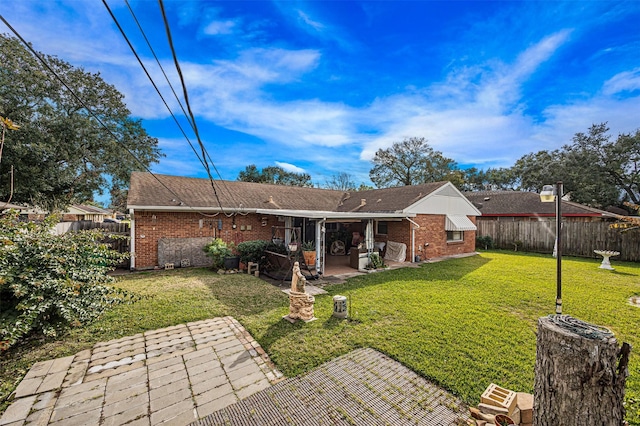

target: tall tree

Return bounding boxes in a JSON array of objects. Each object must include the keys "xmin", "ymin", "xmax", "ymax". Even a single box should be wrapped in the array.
[
  {"xmin": 369, "ymin": 137, "xmax": 460, "ymax": 188},
  {"xmin": 0, "ymin": 35, "xmax": 162, "ymax": 212},
  {"xmin": 461, "ymin": 167, "xmax": 518, "ymax": 191},
  {"xmin": 564, "ymin": 123, "xmax": 640, "ymax": 206},
  {"xmin": 237, "ymin": 164, "xmax": 313, "ymax": 187},
  {"xmin": 509, "ymin": 123, "xmax": 639, "ymax": 208},
  {"xmin": 325, "ymin": 172, "xmax": 357, "ymax": 191}
]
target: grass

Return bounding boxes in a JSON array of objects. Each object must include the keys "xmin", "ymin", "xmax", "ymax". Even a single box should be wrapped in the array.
[{"xmin": 1, "ymin": 251, "xmax": 639, "ymax": 424}]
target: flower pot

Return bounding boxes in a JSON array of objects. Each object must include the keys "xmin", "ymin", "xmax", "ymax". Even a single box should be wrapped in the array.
[
  {"xmin": 303, "ymin": 250, "xmax": 316, "ymax": 266},
  {"xmin": 223, "ymin": 255, "xmax": 240, "ymax": 270}
]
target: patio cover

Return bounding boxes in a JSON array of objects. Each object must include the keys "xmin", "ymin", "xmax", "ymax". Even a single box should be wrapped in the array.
[{"xmin": 445, "ymin": 214, "xmax": 477, "ymax": 231}]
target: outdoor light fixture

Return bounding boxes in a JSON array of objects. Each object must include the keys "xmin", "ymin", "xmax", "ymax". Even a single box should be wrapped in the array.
[{"xmin": 540, "ymin": 181, "xmax": 563, "ymax": 314}]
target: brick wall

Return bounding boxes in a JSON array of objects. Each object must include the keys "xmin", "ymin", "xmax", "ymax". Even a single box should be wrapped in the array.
[
  {"xmin": 414, "ymin": 215, "xmax": 476, "ymax": 259},
  {"xmin": 132, "ymin": 211, "xmax": 277, "ymax": 269},
  {"xmin": 383, "ymin": 215, "xmax": 476, "ymax": 261},
  {"xmin": 133, "ymin": 211, "xmax": 477, "ymax": 269}
]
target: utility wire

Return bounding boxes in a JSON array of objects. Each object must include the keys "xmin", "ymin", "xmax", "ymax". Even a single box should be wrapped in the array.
[
  {"xmin": 101, "ymin": 1, "xmax": 208, "ymax": 177},
  {"xmin": 120, "ymin": 0, "xmax": 244, "ymax": 214},
  {"xmin": 0, "ymin": 14, "xmax": 197, "ymax": 212},
  {"xmin": 158, "ymin": 0, "xmax": 231, "ymax": 215}
]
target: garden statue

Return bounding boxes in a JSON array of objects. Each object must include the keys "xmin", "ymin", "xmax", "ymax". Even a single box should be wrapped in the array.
[{"xmin": 285, "ymin": 262, "xmax": 316, "ymax": 322}]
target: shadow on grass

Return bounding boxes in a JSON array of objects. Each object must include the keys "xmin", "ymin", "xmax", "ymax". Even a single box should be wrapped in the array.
[
  {"xmin": 610, "ymin": 270, "xmax": 639, "ymax": 276},
  {"xmin": 203, "ymin": 273, "xmax": 289, "ymax": 317}
]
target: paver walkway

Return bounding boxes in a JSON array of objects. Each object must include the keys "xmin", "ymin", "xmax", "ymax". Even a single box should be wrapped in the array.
[
  {"xmin": 193, "ymin": 347, "xmax": 470, "ymax": 426},
  {"xmin": 0, "ymin": 317, "xmax": 282, "ymax": 426}
]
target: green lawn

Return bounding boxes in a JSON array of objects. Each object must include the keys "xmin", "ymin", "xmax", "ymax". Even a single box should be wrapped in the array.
[{"xmin": 1, "ymin": 251, "xmax": 639, "ymax": 423}]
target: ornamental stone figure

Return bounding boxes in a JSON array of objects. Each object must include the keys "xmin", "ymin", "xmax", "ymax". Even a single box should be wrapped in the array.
[{"xmin": 286, "ymin": 262, "xmax": 316, "ymax": 322}]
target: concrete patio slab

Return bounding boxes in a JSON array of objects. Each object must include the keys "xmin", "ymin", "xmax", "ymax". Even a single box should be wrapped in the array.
[{"xmin": 0, "ymin": 317, "xmax": 282, "ymax": 426}]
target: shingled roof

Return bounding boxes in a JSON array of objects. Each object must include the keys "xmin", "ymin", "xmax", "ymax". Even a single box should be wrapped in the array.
[
  {"xmin": 463, "ymin": 190, "xmax": 613, "ymax": 217},
  {"xmin": 127, "ymin": 172, "xmax": 450, "ymax": 214},
  {"xmin": 336, "ymin": 182, "xmax": 448, "ymax": 213}
]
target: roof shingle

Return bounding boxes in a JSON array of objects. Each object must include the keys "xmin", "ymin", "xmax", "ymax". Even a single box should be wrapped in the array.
[{"xmin": 127, "ymin": 172, "xmax": 449, "ymax": 213}]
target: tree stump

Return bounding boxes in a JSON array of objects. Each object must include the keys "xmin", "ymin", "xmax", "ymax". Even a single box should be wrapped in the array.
[{"xmin": 534, "ymin": 315, "xmax": 631, "ymax": 425}]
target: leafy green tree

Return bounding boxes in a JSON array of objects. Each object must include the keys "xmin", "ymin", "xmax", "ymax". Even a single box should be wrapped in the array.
[
  {"xmin": 238, "ymin": 164, "xmax": 313, "ymax": 187},
  {"xmin": 0, "ymin": 211, "xmax": 132, "ymax": 350},
  {"xmin": 369, "ymin": 137, "xmax": 461, "ymax": 188},
  {"xmin": 462, "ymin": 167, "xmax": 518, "ymax": 191},
  {"xmin": 508, "ymin": 123, "xmax": 639, "ymax": 208},
  {"xmin": 563, "ymin": 123, "xmax": 639, "ymax": 207},
  {"xmin": 357, "ymin": 183, "xmax": 375, "ymax": 191},
  {"xmin": 511, "ymin": 150, "xmax": 564, "ymax": 193},
  {"xmin": 0, "ymin": 35, "xmax": 162, "ymax": 212}
]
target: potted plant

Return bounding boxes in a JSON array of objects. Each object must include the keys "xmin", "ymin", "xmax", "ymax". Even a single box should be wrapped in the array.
[
  {"xmin": 301, "ymin": 240, "xmax": 316, "ymax": 266},
  {"xmin": 203, "ymin": 238, "xmax": 238, "ymax": 270}
]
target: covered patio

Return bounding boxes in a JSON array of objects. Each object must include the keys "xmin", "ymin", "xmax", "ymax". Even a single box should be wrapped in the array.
[{"xmin": 255, "ymin": 209, "xmax": 417, "ymax": 277}]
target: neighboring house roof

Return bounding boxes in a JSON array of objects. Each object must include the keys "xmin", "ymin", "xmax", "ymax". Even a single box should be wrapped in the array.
[
  {"xmin": 0, "ymin": 203, "xmax": 47, "ymax": 214},
  {"xmin": 67, "ymin": 204, "xmax": 110, "ymax": 215},
  {"xmin": 1, "ymin": 202, "xmax": 29, "ymax": 211},
  {"xmin": 127, "ymin": 172, "xmax": 480, "ymax": 217},
  {"xmin": 463, "ymin": 191, "xmax": 615, "ymax": 217}
]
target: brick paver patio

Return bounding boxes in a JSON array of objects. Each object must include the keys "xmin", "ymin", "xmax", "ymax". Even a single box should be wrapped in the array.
[
  {"xmin": 0, "ymin": 317, "xmax": 282, "ymax": 426},
  {"xmin": 2, "ymin": 317, "xmax": 470, "ymax": 426}
]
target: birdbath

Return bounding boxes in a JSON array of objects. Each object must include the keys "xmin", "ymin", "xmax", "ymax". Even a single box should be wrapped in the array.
[{"xmin": 594, "ymin": 250, "xmax": 620, "ymax": 270}]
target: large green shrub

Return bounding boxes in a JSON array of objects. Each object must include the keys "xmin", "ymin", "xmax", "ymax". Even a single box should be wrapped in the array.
[
  {"xmin": 476, "ymin": 235, "xmax": 495, "ymax": 250},
  {"xmin": 236, "ymin": 240, "xmax": 270, "ymax": 266},
  {"xmin": 0, "ymin": 211, "xmax": 132, "ymax": 350},
  {"xmin": 203, "ymin": 238, "xmax": 233, "ymax": 270}
]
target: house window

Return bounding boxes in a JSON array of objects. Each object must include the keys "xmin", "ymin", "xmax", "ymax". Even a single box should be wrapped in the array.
[
  {"xmin": 325, "ymin": 222, "xmax": 339, "ymax": 232},
  {"xmin": 447, "ymin": 230, "xmax": 463, "ymax": 242},
  {"xmin": 376, "ymin": 221, "xmax": 388, "ymax": 235}
]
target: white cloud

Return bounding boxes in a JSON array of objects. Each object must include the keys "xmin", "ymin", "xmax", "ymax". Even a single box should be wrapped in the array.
[
  {"xmin": 275, "ymin": 162, "xmax": 306, "ymax": 173},
  {"xmin": 203, "ymin": 20, "xmax": 237, "ymax": 35},
  {"xmin": 602, "ymin": 68, "xmax": 640, "ymax": 95},
  {"xmin": 357, "ymin": 31, "xmax": 590, "ymax": 168},
  {"xmin": 296, "ymin": 9, "xmax": 325, "ymax": 31}
]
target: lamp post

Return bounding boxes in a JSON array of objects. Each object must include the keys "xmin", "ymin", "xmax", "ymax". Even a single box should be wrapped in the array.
[{"xmin": 540, "ymin": 181, "xmax": 563, "ymax": 314}]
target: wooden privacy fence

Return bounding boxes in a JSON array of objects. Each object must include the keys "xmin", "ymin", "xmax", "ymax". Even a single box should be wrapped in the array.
[
  {"xmin": 476, "ymin": 220, "xmax": 640, "ymax": 262},
  {"xmin": 61, "ymin": 221, "xmax": 131, "ymax": 268}
]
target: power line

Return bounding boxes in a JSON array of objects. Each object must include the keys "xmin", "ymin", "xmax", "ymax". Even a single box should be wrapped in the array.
[
  {"xmin": 157, "ymin": 0, "xmax": 232, "ymax": 216},
  {"xmin": 119, "ymin": 0, "xmax": 246, "ymax": 215},
  {"xmin": 0, "ymin": 13, "xmax": 195, "ymax": 213}
]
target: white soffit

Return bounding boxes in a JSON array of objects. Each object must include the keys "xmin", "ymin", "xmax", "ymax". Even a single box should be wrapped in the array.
[{"xmin": 445, "ymin": 215, "xmax": 477, "ymax": 231}]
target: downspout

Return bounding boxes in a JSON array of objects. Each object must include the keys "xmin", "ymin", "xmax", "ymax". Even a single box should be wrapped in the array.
[
  {"xmin": 405, "ymin": 217, "xmax": 420, "ymax": 262},
  {"xmin": 129, "ymin": 208, "xmax": 135, "ymax": 270},
  {"xmin": 316, "ymin": 219, "xmax": 325, "ymax": 275}
]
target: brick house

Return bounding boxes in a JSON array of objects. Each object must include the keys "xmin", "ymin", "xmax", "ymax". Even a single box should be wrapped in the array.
[{"xmin": 127, "ymin": 172, "xmax": 481, "ymax": 273}]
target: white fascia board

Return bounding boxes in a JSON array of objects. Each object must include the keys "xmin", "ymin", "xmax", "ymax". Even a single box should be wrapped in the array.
[
  {"xmin": 126, "ymin": 205, "xmax": 257, "ymax": 214},
  {"xmin": 404, "ymin": 182, "xmax": 482, "ymax": 216},
  {"xmin": 255, "ymin": 208, "xmax": 414, "ymax": 220}
]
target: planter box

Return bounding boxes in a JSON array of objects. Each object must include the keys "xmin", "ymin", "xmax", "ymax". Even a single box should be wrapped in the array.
[{"xmin": 224, "ymin": 255, "xmax": 240, "ymax": 270}]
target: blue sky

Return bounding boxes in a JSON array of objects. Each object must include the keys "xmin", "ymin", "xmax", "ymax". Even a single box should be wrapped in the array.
[{"xmin": 2, "ymin": 1, "xmax": 640, "ymax": 192}]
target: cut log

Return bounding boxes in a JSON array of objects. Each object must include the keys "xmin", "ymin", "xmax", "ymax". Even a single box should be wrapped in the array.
[{"xmin": 533, "ymin": 315, "xmax": 631, "ymax": 425}]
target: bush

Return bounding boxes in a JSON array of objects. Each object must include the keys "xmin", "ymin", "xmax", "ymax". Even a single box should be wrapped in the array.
[
  {"xmin": 203, "ymin": 238, "xmax": 233, "ymax": 270},
  {"xmin": 0, "ymin": 211, "xmax": 132, "ymax": 350},
  {"xmin": 476, "ymin": 235, "xmax": 495, "ymax": 250},
  {"xmin": 236, "ymin": 240, "xmax": 270, "ymax": 266}
]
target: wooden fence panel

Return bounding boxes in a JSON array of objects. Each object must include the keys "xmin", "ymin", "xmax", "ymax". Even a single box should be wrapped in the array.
[
  {"xmin": 477, "ymin": 220, "xmax": 640, "ymax": 262},
  {"xmin": 65, "ymin": 221, "xmax": 131, "ymax": 268}
]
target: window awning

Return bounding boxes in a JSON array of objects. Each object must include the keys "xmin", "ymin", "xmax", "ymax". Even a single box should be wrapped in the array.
[{"xmin": 445, "ymin": 215, "xmax": 477, "ymax": 231}]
